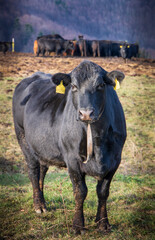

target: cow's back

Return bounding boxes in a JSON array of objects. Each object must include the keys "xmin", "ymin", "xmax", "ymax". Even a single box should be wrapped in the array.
[{"xmin": 13, "ymin": 72, "xmax": 68, "ymax": 165}]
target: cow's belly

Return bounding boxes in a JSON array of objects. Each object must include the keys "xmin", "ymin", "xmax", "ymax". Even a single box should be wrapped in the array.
[
  {"xmin": 24, "ymin": 121, "xmax": 66, "ymax": 167},
  {"xmin": 28, "ymin": 138, "xmax": 66, "ymax": 167}
]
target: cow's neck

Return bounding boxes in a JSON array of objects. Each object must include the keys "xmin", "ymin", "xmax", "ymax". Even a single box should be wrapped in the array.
[
  {"xmin": 83, "ymin": 114, "xmax": 110, "ymax": 164},
  {"xmin": 80, "ymin": 118, "xmax": 111, "ymax": 179}
]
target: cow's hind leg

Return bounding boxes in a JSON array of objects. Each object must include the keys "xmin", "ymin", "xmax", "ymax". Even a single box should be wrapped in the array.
[
  {"xmin": 69, "ymin": 170, "xmax": 88, "ymax": 234},
  {"xmin": 14, "ymin": 124, "xmax": 48, "ymax": 213},
  {"xmin": 95, "ymin": 172, "xmax": 115, "ymax": 232},
  {"xmin": 39, "ymin": 164, "xmax": 48, "ymax": 212},
  {"xmin": 28, "ymin": 163, "xmax": 48, "ymax": 213}
]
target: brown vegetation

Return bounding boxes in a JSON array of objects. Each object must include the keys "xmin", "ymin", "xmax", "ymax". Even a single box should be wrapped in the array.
[{"xmin": 0, "ymin": 52, "xmax": 155, "ymax": 79}]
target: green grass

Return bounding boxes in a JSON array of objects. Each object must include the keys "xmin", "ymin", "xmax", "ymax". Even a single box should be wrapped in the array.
[
  {"xmin": 0, "ymin": 75, "xmax": 155, "ymax": 239},
  {"xmin": 0, "ymin": 171, "xmax": 154, "ymax": 239},
  {"xmin": 118, "ymin": 75, "xmax": 155, "ymax": 175}
]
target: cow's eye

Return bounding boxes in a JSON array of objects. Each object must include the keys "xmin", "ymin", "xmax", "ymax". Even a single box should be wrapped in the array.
[
  {"xmin": 96, "ymin": 83, "xmax": 105, "ymax": 90},
  {"xmin": 71, "ymin": 84, "xmax": 78, "ymax": 92}
]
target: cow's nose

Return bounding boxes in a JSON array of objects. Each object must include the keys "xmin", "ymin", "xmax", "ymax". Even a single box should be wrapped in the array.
[{"xmin": 79, "ymin": 109, "xmax": 94, "ymax": 121}]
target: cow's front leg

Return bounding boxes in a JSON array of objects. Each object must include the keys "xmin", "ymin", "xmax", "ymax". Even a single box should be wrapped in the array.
[
  {"xmin": 96, "ymin": 177, "xmax": 112, "ymax": 232},
  {"xmin": 69, "ymin": 170, "xmax": 88, "ymax": 234}
]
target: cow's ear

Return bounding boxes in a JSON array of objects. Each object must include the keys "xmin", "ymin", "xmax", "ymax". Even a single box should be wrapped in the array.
[
  {"xmin": 104, "ymin": 71, "xmax": 125, "ymax": 86},
  {"xmin": 52, "ymin": 73, "xmax": 71, "ymax": 86}
]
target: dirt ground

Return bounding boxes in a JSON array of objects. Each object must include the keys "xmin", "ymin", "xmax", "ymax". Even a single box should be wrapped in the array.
[{"xmin": 0, "ymin": 52, "xmax": 155, "ymax": 79}]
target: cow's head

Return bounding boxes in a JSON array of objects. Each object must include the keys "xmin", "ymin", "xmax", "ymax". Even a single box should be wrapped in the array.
[
  {"xmin": 52, "ymin": 61, "xmax": 124, "ymax": 123},
  {"xmin": 65, "ymin": 40, "xmax": 75, "ymax": 51}
]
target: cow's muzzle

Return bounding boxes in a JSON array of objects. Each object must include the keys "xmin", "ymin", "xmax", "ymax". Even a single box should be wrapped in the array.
[{"xmin": 79, "ymin": 108, "xmax": 95, "ymax": 122}]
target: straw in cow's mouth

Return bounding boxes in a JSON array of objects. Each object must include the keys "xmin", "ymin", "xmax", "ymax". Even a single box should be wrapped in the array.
[{"xmin": 83, "ymin": 123, "xmax": 93, "ymax": 164}]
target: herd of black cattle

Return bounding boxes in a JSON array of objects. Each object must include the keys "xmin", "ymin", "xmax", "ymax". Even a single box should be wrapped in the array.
[
  {"xmin": 34, "ymin": 34, "xmax": 139, "ymax": 59},
  {"xmin": 0, "ymin": 34, "xmax": 139, "ymax": 59}
]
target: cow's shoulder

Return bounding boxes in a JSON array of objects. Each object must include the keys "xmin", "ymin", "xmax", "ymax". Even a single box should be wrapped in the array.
[{"xmin": 20, "ymin": 72, "xmax": 70, "ymax": 117}]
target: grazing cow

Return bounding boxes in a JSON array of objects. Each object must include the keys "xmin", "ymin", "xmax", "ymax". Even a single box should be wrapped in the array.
[
  {"xmin": 36, "ymin": 38, "xmax": 74, "ymax": 56},
  {"xmin": 70, "ymin": 40, "xmax": 80, "ymax": 56},
  {"xmin": 62, "ymin": 40, "xmax": 80, "ymax": 57},
  {"xmin": 13, "ymin": 61, "xmax": 126, "ymax": 234},
  {"xmin": 34, "ymin": 34, "xmax": 64, "ymax": 56},
  {"xmin": 0, "ymin": 41, "xmax": 12, "ymax": 54}
]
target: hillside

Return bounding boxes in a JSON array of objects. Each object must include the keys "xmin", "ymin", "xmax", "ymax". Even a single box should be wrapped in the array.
[{"xmin": 0, "ymin": 0, "xmax": 155, "ymax": 57}]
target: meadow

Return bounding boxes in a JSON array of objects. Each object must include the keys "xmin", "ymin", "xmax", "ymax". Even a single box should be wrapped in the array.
[{"xmin": 0, "ymin": 53, "xmax": 154, "ymax": 239}]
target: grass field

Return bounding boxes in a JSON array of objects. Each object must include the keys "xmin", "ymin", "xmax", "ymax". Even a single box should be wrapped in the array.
[{"xmin": 0, "ymin": 54, "xmax": 155, "ymax": 239}]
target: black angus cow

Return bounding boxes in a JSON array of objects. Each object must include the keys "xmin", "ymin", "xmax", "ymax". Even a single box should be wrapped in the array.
[
  {"xmin": 120, "ymin": 43, "xmax": 139, "ymax": 60},
  {"xmin": 110, "ymin": 41, "xmax": 126, "ymax": 57},
  {"xmin": 97, "ymin": 40, "xmax": 112, "ymax": 57},
  {"xmin": 78, "ymin": 38, "xmax": 95, "ymax": 57},
  {"xmin": 87, "ymin": 40, "xmax": 115, "ymax": 58},
  {"xmin": 88, "ymin": 40, "xmax": 116, "ymax": 58},
  {"xmin": 34, "ymin": 34, "xmax": 64, "ymax": 56},
  {"xmin": 78, "ymin": 39, "xmax": 87, "ymax": 57},
  {"xmin": 36, "ymin": 38, "xmax": 74, "ymax": 56},
  {"xmin": 126, "ymin": 43, "xmax": 139, "ymax": 58},
  {"xmin": 13, "ymin": 61, "xmax": 126, "ymax": 234},
  {"xmin": 91, "ymin": 40, "xmax": 100, "ymax": 57},
  {"xmin": 0, "ymin": 41, "xmax": 12, "ymax": 54},
  {"xmin": 120, "ymin": 44, "xmax": 128, "ymax": 62},
  {"xmin": 85, "ymin": 40, "xmax": 95, "ymax": 56}
]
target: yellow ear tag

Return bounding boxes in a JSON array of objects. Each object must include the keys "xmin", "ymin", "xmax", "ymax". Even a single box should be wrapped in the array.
[
  {"xmin": 56, "ymin": 81, "xmax": 65, "ymax": 94},
  {"xmin": 120, "ymin": 45, "xmax": 123, "ymax": 48},
  {"xmin": 114, "ymin": 78, "xmax": 120, "ymax": 90},
  {"xmin": 127, "ymin": 45, "xmax": 130, "ymax": 48}
]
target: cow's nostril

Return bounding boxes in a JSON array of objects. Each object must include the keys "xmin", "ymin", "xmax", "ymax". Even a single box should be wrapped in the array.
[{"xmin": 79, "ymin": 109, "xmax": 94, "ymax": 121}]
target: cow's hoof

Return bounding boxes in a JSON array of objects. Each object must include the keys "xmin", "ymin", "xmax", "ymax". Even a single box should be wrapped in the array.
[
  {"xmin": 98, "ymin": 223, "xmax": 112, "ymax": 233},
  {"xmin": 72, "ymin": 229, "xmax": 87, "ymax": 235},
  {"xmin": 72, "ymin": 227, "xmax": 87, "ymax": 235},
  {"xmin": 42, "ymin": 207, "xmax": 47, "ymax": 213},
  {"xmin": 80, "ymin": 228, "xmax": 87, "ymax": 235},
  {"xmin": 34, "ymin": 204, "xmax": 47, "ymax": 214},
  {"xmin": 35, "ymin": 208, "xmax": 42, "ymax": 214}
]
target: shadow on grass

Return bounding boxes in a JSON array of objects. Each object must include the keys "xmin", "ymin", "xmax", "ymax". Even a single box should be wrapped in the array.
[
  {"xmin": 0, "ymin": 172, "xmax": 29, "ymax": 186},
  {"xmin": 109, "ymin": 191, "xmax": 154, "ymax": 239},
  {"xmin": 0, "ymin": 156, "xmax": 27, "ymax": 174},
  {"xmin": 123, "ymin": 198, "xmax": 154, "ymax": 238}
]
